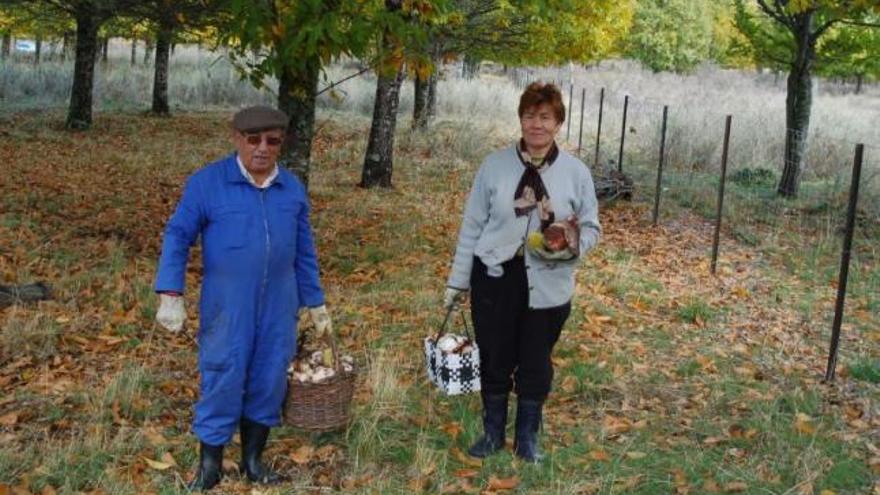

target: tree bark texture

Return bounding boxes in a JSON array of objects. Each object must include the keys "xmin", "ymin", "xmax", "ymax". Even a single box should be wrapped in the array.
[
  {"xmin": 61, "ymin": 32, "xmax": 70, "ymax": 62},
  {"xmin": 1, "ymin": 33, "xmax": 9, "ymax": 59},
  {"xmin": 67, "ymin": 6, "xmax": 100, "ymax": 130},
  {"xmin": 361, "ymin": 65, "xmax": 405, "ymax": 188},
  {"xmin": 151, "ymin": 22, "xmax": 173, "ymax": 115},
  {"xmin": 144, "ymin": 37, "xmax": 153, "ymax": 65},
  {"xmin": 101, "ymin": 36, "xmax": 109, "ymax": 63},
  {"xmin": 427, "ymin": 68, "xmax": 437, "ymax": 120},
  {"xmin": 462, "ymin": 54, "xmax": 479, "ymax": 79},
  {"xmin": 130, "ymin": 38, "xmax": 136, "ymax": 66},
  {"xmin": 278, "ymin": 58, "xmax": 320, "ymax": 187},
  {"xmin": 778, "ymin": 11, "xmax": 815, "ymax": 198},
  {"xmin": 413, "ymin": 75, "xmax": 429, "ymax": 130},
  {"xmin": 34, "ymin": 37, "xmax": 41, "ymax": 65}
]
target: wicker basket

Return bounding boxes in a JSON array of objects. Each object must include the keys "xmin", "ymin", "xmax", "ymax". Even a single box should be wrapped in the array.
[{"xmin": 283, "ymin": 334, "xmax": 357, "ymax": 432}]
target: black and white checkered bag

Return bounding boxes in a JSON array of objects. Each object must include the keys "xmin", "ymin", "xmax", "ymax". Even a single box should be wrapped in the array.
[{"xmin": 424, "ymin": 306, "xmax": 481, "ymax": 396}]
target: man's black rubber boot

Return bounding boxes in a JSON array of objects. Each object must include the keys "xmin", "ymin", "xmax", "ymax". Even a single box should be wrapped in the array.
[
  {"xmin": 513, "ymin": 398, "xmax": 544, "ymax": 463},
  {"xmin": 188, "ymin": 442, "xmax": 224, "ymax": 491},
  {"xmin": 467, "ymin": 393, "xmax": 509, "ymax": 458},
  {"xmin": 239, "ymin": 417, "xmax": 281, "ymax": 484}
]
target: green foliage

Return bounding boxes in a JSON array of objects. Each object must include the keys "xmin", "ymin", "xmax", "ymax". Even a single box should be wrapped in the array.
[
  {"xmin": 734, "ymin": 0, "xmax": 880, "ymax": 74},
  {"xmin": 818, "ymin": 21, "xmax": 880, "ymax": 81},
  {"xmin": 625, "ymin": 0, "xmax": 715, "ymax": 73},
  {"xmin": 440, "ymin": 0, "xmax": 632, "ymax": 68},
  {"xmin": 730, "ymin": 167, "xmax": 777, "ymax": 187},
  {"xmin": 220, "ymin": 0, "xmax": 445, "ymax": 87}
]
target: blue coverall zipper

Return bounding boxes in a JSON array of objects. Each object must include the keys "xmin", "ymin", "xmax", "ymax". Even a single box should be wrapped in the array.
[{"xmin": 257, "ymin": 188, "xmax": 270, "ymax": 321}]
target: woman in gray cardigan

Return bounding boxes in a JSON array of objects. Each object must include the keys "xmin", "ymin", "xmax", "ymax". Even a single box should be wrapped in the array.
[{"xmin": 445, "ymin": 82, "xmax": 601, "ymax": 462}]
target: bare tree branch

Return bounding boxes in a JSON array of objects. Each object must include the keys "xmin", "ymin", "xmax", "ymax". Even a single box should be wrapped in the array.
[{"xmin": 756, "ymin": 0, "xmax": 793, "ymax": 28}]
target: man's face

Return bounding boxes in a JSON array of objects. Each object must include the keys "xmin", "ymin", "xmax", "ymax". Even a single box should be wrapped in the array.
[
  {"xmin": 233, "ymin": 128, "xmax": 284, "ymax": 175},
  {"xmin": 520, "ymin": 103, "xmax": 561, "ymax": 153}
]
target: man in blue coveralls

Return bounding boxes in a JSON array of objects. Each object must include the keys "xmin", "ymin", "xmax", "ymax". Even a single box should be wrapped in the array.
[{"xmin": 153, "ymin": 106, "xmax": 333, "ymax": 490}]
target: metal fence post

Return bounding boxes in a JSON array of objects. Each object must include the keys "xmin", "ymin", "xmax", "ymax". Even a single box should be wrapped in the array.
[
  {"xmin": 652, "ymin": 105, "xmax": 669, "ymax": 226},
  {"xmin": 711, "ymin": 115, "xmax": 732, "ymax": 275},
  {"xmin": 577, "ymin": 88, "xmax": 586, "ymax": 156},
  {"xmin": 617, "ymin": 95, "xmax": 629, "ymax": 172},
  {"xmin": 566, "ymin": 83, "xmax": 573, "ymax": 142},
  {"xmin": 825, "ymin": 143, "xmax": 865, "ymax": 381},
  {"xmin": 594, "ymin": 87, "xmax": 604, "ymax": 168}
]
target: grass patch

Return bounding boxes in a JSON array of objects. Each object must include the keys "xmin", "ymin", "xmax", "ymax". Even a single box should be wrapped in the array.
[
  {"xmin": 676, "ymin": 299, "xmax": 715, "ymax": 324},
  {"xmin": 847, "ymin": 358, "xmax": 880, "ymax": 383}
]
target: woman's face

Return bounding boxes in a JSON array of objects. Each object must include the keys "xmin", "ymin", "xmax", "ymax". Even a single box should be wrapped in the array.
[{"xmin": 520, "ymin": 103, "xmax": 562, "ymax": 153}]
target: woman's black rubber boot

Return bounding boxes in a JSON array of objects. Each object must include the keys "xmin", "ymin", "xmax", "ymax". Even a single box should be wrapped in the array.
[
  {"xmin": 513, "ymin": 398, "xmax": 544, "ymax": 463},
  {"xmin": 468, "ymin": 393, "xmax": 509, "ymax": 458}
]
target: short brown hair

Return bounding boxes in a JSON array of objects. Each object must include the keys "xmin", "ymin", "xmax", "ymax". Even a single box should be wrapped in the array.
[{"xmin": 518, "ymin": 82, "xmax": 565, "ymax": 123}]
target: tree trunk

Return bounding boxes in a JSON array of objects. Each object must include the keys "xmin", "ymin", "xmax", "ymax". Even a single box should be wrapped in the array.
[
  {"xmin": 61, "ymin": 32, "xmax": 70, "ymax": 63},
  {"xmin": 130, "ymin": 38, "xmax": 136, "ymax": 66},
  {"xmin": 1, "ymin": 32, "xmax": 10, "ymax": 59},
  {"xmin": 101, "ymin": 36, "xmax": 109, "ymax": 64},
  {"xmin": 855, "ymin": 73, "xmax": 863, "ymax": 95},
  {"xmin": 361, "ymin": 65, "xmax": 405, "ymax": 188},
  {"xmin": 151, "ymin": 22, "xmax": 173, "ymax": 115},
  {"xmin": 67, "ymin": 6, "xmax": 101, "ymax": 130},
  {"xmin": 34, "ymin": 37, "xmax": 41, "ymax": 65},
  {"xmin": 462, "ymin": 54, "xmax": 479, "ymax": 79},
  {"xmin": 278, "ymin": 58, "xmax": 320, "ymax": 187},
  {"xmin": 144, "ymin": 36, "xmax": 154, "ymax": 65},
  {"xmin": 424, "ymin": 45, "xmax": 441, "ymax": 122},
  {"xmin": 413, "ymin": 75, "xmax": 429, "ymax": 130},
  {"xmin": 777, "ymin": 12, "xmax": 815, "ymax": 198}
]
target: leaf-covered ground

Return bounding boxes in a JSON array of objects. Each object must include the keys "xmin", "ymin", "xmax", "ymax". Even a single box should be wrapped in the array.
[{"xmin": 0, "ymin": 111, "xmax": 877, "ymax": 494}]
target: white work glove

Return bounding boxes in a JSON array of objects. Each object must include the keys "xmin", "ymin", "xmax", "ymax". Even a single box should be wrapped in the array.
[
  {"xmin": 156, "ymin": 294, "xmax": 186, "ymax": 333},
  {"xmin": 443, "ymin": 287, "xmax": 467, "ymax": 309},
  {"xmin": 309, "ymin": 305, "xmax": 333, "ymax": 337}
]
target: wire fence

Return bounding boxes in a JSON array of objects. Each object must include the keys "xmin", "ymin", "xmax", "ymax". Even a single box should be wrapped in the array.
[{"xmin": 509, "ymin": 68, "xmax": 879, "ymax": 379}]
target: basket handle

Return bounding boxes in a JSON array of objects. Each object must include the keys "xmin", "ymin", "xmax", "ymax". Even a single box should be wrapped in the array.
[
  {"xmin": 433, "ymin": 305, "xmax": 472, "ymax": 343},
  {"xmin": 319, "ymin": 330, "xmax": 343, "ymax": 374}
]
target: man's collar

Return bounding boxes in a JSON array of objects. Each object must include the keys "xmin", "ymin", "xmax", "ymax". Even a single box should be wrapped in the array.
[{"xmin": 227, "ymin": 153, "xmax": 287, "ymax": 187}]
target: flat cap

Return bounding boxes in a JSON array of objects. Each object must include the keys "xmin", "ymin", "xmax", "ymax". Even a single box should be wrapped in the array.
[{"xmin": 232, "ymin": 105, "xmax": 289, "ymax": 133}]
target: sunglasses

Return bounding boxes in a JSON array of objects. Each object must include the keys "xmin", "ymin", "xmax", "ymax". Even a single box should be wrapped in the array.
[{"xmin": 243, "ymin": 134, "xmax": 283, "ymax": 147}]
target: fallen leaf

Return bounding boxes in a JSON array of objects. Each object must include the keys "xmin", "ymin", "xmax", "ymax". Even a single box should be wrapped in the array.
[
  {"xmin": 703, "ymin": 436, "xmax": 726, "ymax": 446},
  {"xmin": 794, "ymin": 413, "xmax": 816, "ymax": 435},
  {"xmin": 727, "ymin": 424, "xmax": 745, "ymax": 438},
  {"xmin": 0, "ymin": 412, "xmax": 18, "ymax": 426},
  {"xmin": 702, "ymin": 478, "xmax": 720, "ymax": 493},
  {"xmin": 221, "ymin": 459, "xmax": 238, "ymax": 473},
  {"xmin": 143, "ymin": 428, "xmax": 167, "ymax": 447},
  {"xmin": 160, "ymin": 452, "xmax": 177, "ymax": 467},
  {"xmin": 143, "ymin": 457, "xmax": 173, "ymax": 471},
  {"xmin": 724, "ymin": 481, "xmax": 748, "ymax": 492},
  {"xmin": 451, "ymin": 447, "xmax": 482, "ymax": 468},
  {"xmin": 289, "ymin": 445, "xmax": 314, "ymax": 465},
  {"xmin": 589, "ymin": 449, "xmax": 611, "ymax": 461},
  {"xmin": 486, "ymin": 475, "xmax": 519, "ymax": 491},
  {"xmin": 626, "ymin": 451, "xmax": 647, "ymax": 459},
  {"xmin": 454, "ymin": 469, "xmax": 478, "ymax": 478},
  {"xmin": 441, "ymin": 422, "xmax": 463, "ymax": 440},
  {"xmin": 408, "ymin": 476, "xmax": 429, "ymax": 492}
]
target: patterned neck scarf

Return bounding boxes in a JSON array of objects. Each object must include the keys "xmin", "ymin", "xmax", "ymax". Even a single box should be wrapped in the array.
[{"xmin": 514, "ymin": 139, "xmax": 559, "ymax": 231}]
